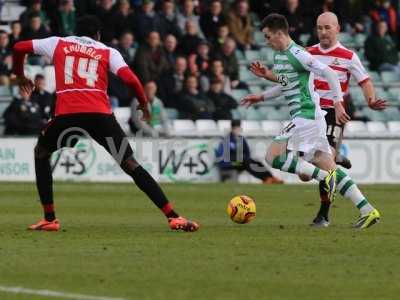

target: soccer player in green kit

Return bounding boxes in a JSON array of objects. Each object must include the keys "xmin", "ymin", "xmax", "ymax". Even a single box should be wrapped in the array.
[{"xmin": 241, "ymin": 14, "xmax": 380, "ymax": 229}]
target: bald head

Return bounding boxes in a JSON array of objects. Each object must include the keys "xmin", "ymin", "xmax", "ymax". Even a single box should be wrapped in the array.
[
  {"xmin": 317, "ymin": 12, "xmax": 339, "ymax": 27},
  {"xmin": 316, "ymin": 12, "xmax": 340, "ymax": 49}
]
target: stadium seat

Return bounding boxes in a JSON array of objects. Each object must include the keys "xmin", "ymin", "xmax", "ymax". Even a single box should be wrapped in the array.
[
  {"xmin": 254, "ymin": 31, "xmax": 265, "ymax": 45},
  {"xmin": 387, "ymin": 121, "xmax": 400, "ymax": 134},
  {"xmin": 249, "ymin": 85, "xmax": 262, "ymax": 94},
  {"xmin": 366, "ymin": 121, "xmax": 387, "ymax": 135},
  {"xmin": 217, "ymin": 120, "xmax": 232, "ymax": 134},
  {"xmin": 0, "ymin": 101, "xmax": 10, "ymax": 117},
  {"xmin": 385, "ymin": 107, "xmax": 400, "ymax": 121},
  {"xmin": 349, "ymin": 88, "xmax": 365, "ymax": 106},
  {"xmin": 0, "ymin": 86, "xmax": 11, "ymax": 97},
  {"xmin": 245, "ymin": 50, "xmax": 259, "ymax": 62},
  {"xmin": 354, "ymin": 34, "xmax": 367, "ymax": 48},
  {"xmin": 368, "ymin": 72, "xmax": 382, "ymax": 84},
  {"xmin": 44, "ymin": 66, "xmax": 56, "ymax": 93},
  {"xmin": 245, "ymin": 108, "xmax": 263, "ymax": 120},
  {"xmin": 261, "ymin": 120, "xmax": 282, "ymax": 136},
  {"xmin": 241, "ymin": 120, "xmax": 263, "ymax": 136},
  {"xmin": 265, "ymin": 107, "xmax": 287, "ymax": 121},
  {"xmin": 381, "ymin": 71, "xmax": 400, "ymax": 86},
  {"xmin": 259, "ymin": 47, "xmax": 274, "ymax": 62},
  {"xmin": 363, "ymin": 108, "xmax": 389, "ymax": 122},
  {"xmin": 113, "ymin": 107, "xmax": 131, "ymax": 134},
  {"xmin": 0, "ymin": 3, "xmax": 26, "ymax": 22},
  {"xmin": 338, "ymin": 32, "xmax": 352, "ymax": 44},
  {"xmin": 195, "ymin": 120, "xmax": 219, "ymax": 137},
  {"xmin": 25, "ymin": 65, "xmax": 44, "ymax": 80},
  {"xmin": 344, "ymin": 121, "xmax": 367, "ymax": 137},
  {"xmin": 231, "ymin": 89, "xmax": 248, "ymax": 102},
  {"xmin": 299, "ymin": 34, "xmax": 310, "ymax": 46},
  {"xmin": 172, "ymin": 119, "xmax": 196, "ymax": 137},
  {"xmin": 165, "ymin": 108, "xmax": 179, "ymax": 120}
]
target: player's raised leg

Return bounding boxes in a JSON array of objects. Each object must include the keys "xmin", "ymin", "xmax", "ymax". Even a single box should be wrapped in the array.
[{"xmin": 265, "ymin": 141, "xmax": 337, "ymax": 202}]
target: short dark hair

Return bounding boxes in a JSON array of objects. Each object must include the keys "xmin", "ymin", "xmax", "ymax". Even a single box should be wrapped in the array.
[
  {"xmin": 231, "ymin": 119, "xmax": 241, "ymax": 128},
  {"xmin": 76, "ymin": 15, "xmax": 102, "ymax": 38},
  {"xmin": 260, "ymin": 13, "xmax": 289, "ymax": 34},
  {"xmin": 35, "ymin": 74, "xmax": 45, "ymax": 80}
]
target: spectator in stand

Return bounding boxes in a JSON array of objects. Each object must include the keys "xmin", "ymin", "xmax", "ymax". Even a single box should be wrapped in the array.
[
  {"xmin": 117, "ymin": 31, "xmax": 137, "ymax": 66},
  {"xmin": 31, "ymin": 74, "xmax": 54, "ymax": 121},
  {"xmin": 21, "ymin": 12, "xmax": 51, "ymax": 41},
  {"xmin": 215, "ymin": 119, "xmax": 283, "ymax": 183},
  {"xmin": 163, "ymin": 34, "xmax": 179, "ymax": 69},
  {"xmin": 200, "ymin": 59, "xmax": 231, "ymax": 94},
  {"xmin": 3, "ymin": 88, "xmax": 45, "ymax": 136},
  {"xmin": 131, "ymin": 81, "xmax": 171, "ymax": 137},
  {"xmin": 158, "ymin": 0, "xmax": 182, "ymax": 39},
  {"xmin": 177, "ymin": 75, "xmax": 215, "ymax": 120},
  {"xmin": 158, "ymin": 56, "xmax": 188, "ymax": 107},
  {"xmin": 207, "ymin": 78, "xmax": 237, "ymax": 120},
  {"xmin": 74, "ymin": 0, "xmax": 97, "ymax": 17},
  {"xmin": 96, "ymin": 0, "xmax": 117, "ymax": 45},
  {"xmin": 370, "ymin": 0, "xmax": 398, "ymax": 37},
  {"xmin": 227, "ymin": 0, "xmax": 254, "ymax": 51},
  {"xmin": 279, "ymin": 0, "xmax": 304, "ymax": 45},
  {"xmin": 0, "ymin": 30, "xmax": 12, "ymax": 85},
  {"xmin": 112, "ymin": 0, "xmax": 136, "ymax": 40},
  {"xmin": 211, "ymin": 23, "xmax": 230, "ymax": 52},
  {"xmin": 200, "ymin": 0, "xmax": 226, "ymax": 40},
  {"xmin": 54, "ymin": 0, "xmax": 76, "ymax": 36},
  {"xmin": 133, "ymin": 31, "xmax": 169, "ymax": 83},
  {"xmin": 188, "ymin": 40, "xmax": 211, "ymax": 77},
  {"xmin": 214, "ymin": 37, "xmax": 248, "ymax": 90},
  {"xmin": 133, "ymin": 0, "xmax": 163, "ymax": 43},
  {"xmin": 9, "ymin": 21, "xmax": 22, "ymax": 47},
  {"xmin": 19, "ymin": 0, "xmax": 50, "ymax": 30},
  {"xmin": 177, "ymin": 0, "xmax": 204, "ymax": 38},
  {"xmin": 365, "ymin": 20, "xmax": 399, "ymax": 72},
  {"xmin": 21, "ymin": 12, "xmax": 50, "ymax": 65},
  {"xmin": 178, "ymin": 20, "xmax": 203, "ymax": 55},
  {"xmin": 311, "ymin": 0, "xmax": 351, "ymax": 30}
]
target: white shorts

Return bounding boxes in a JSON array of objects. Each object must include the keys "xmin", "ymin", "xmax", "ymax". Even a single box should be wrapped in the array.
[{"xmin": 274, "ymin": 117, "xmax": 332, "ymax": 161}]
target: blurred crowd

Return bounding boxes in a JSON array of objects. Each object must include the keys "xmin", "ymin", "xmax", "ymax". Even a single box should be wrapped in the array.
[{"xmin": 0, "ymin": 0, "xmax": 400, "ymax": 136}]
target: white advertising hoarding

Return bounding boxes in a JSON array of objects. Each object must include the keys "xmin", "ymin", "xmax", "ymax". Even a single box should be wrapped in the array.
[{"xmin": 0, "ymin": 138, "xmax": 399, "ymax": 183}]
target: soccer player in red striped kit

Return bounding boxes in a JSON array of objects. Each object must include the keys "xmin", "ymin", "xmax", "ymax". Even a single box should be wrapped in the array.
[{"xmin": 12, "ymin": 15, "xmax": 199, "ymax": 232}]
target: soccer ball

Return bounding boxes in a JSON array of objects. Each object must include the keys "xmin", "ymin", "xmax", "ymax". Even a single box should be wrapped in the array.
[{"xmin": 227, "ymin": 195, "xmax": 256, "ymax": 224}]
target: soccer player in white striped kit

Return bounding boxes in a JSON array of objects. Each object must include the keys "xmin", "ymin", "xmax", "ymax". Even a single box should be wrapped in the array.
[{"xmin": 242, "ymin": 13, "xmax": 382, "ymax": 228}]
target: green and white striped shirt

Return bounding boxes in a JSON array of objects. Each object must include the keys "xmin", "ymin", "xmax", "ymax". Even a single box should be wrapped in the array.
[{"xmin": 273, "ymin": 41, "xmax": 327, "ymax": 120}]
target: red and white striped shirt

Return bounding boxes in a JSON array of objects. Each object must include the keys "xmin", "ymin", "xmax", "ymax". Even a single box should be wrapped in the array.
[{"xmin": 307, "ymin": 42, "xmax": 369, "ymax": 108}]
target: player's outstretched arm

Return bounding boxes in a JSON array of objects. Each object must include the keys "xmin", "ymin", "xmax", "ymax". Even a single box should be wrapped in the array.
[
  {"xmin": 249, "ymin": 61, "xmax": 278, "ymax": 82},
  {"xmin": 240, "ymin": 85, "xmax": 282, "ymax": 108},
  {"xmin": 360, "ymin": 79, "xmax": 388, "ymax": 110},
  {"xmin": 12, "ymin": 40, "xmax": 35, "ymax": 95},
  {"xmin": 117, "ymin": 66, "xmax": 150, "ymax": 121}
]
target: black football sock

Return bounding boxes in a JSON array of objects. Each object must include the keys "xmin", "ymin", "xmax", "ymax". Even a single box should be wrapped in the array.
[
  {"xmin": 35, "ymin": 156, "xmax": 56, "ymax": 221},
  {"xmin": 317, "ymin": 180, "xmax": 331, "ymax": 220},
  {"xmin": 128, "ymin": 166, "xmax": 179, "ymax": 218}
]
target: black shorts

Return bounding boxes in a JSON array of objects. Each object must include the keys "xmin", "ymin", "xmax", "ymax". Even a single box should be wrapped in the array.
[
  {"xmin": 38, "ymin": 113, "xmax": 133, "ymax": 163},
  {"xmin": 323, "ymin": 108, "xmax": 344, "ymax": 148}
]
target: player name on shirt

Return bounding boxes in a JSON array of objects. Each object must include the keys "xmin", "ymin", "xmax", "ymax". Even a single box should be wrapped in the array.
[{"xmin": 62, "ymin": 43, "xmax": 103, "ymax": 60}]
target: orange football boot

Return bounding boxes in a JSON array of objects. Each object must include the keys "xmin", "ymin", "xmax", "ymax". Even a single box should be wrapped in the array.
[
  {"xmin": 28, "ymin": 219, "xmax": 60, "ymax": 231},
  {"xmin": 168, "ymin": 216, "xmax": 199, "ymax": 232}
]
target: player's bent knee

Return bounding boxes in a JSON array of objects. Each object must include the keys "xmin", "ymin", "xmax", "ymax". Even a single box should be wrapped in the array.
[
  {"xmin": 298, "ymin": 174, "xmax": 312, "ymax": 182},
  {"xmin": 34, "ymin": 144, "xmax": 51, "ymax": 160},
  {"xmin": 120, "ymin": 157, "xmax": 140, "ymax": 174}
]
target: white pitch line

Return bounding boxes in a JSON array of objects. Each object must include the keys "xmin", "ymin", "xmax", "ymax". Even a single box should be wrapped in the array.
[{"xmin": 0, "ymin": 285, "xmax": 126, "ymax": 300}]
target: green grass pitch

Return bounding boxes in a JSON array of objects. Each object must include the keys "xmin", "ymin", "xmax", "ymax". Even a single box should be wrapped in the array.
[{"xmin": 1, "ymin": 182, "xmax": 400, "ymax": 300}]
